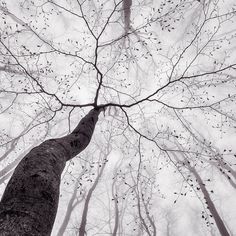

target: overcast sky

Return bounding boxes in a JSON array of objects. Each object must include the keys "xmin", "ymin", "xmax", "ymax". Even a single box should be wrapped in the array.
[{"xmin": 0, "ymin": 0, "xmax": 236, "ymax": 235}]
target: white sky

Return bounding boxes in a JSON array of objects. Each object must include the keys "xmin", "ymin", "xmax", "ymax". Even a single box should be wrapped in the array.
[{"xmin": 0, "ymin": 0, "xmax": 236, "ymax": 235}]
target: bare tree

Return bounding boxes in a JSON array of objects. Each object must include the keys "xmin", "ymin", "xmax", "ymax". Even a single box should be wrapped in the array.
[
  {"xmin": 123, "ymin": 0, "xmax": 132, "ymax": 33},
  {"xmin": 169, "ymin": 144, "xmax": 230, "ymax": 236},
  {"xmin": 0, "ymin": 108, "xmax": 102, "ymax": 235},
  {"xmin": 78, "ymin": 141, "xmax": 111, "ymax": 236},
  {"xmin": 0, "ymin": 0, "xmax": 235, "ymax": 235},
  {"xmin": 57, "ymin": 173, "xmax": 86, "ymax": 236}
]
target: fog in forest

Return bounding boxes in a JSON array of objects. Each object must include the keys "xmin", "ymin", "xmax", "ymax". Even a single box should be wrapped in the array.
[{"xmin": 0, "ymin": 0, "xmax": 236, "ymax": 235}]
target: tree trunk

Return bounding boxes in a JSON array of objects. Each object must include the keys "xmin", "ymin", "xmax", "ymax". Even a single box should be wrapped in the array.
[
  {"xmin": 0, "ymin": 108, "xmax": 101, "ymax": 236},
  {"xmin": 78, "ymin": 153, "xmax": 107, "ymax": 236},
  {"xmin": 123, "ymin": 0, "xmax": 132, "ymax": 31},
  {"xmin": 57, "ymin": 181, "xmax": 83, "ymax": 236},
  {"xmin": 189, "ymin": 166, "xmax": 230, "ymax": 236},
  {"xmin": 111, "ymin": 180, "xmax": 119, "ymax": 236},
  {"xmin": 169, "ymin": 142, "xmax": 230, "ymax": 236}
]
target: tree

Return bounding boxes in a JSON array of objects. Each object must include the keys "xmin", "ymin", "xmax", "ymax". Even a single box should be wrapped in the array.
[
  {"xmin": 0, "ymin": 108, "xmax": 102, "ymax": 235},
  {"xmin": 170, "ymin": 143, "xmax": 230, "ymax": 236},
  {"xmin": 57, "ymin": 171, "xmax": 85, "ymax": 236},
  {"xmin": 78, "ymin": 134, "xmax": 111, "ymax": 236},
  {"xmin": 0, "ymin": 0, "xmax": 236, "ymax": 235}
]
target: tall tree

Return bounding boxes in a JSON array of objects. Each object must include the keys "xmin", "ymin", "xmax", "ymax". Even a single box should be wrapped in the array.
[
  {"xmin": 0, "ymin": 0, "xmax": 235, "ymax": 235},
  {"xmin": 0, "ymin": 108, "xmax": 102, "ymax": 235}
]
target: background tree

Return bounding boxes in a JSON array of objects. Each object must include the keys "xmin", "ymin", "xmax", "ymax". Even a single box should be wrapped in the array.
[{"xmin": 0, "ymin": 0, "xmax": 236, "ymax": 235}]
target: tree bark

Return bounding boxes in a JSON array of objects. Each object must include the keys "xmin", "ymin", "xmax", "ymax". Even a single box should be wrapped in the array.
[{"xmin": 0, "ymin": 108, "xmax": 101, "ymax": 236}]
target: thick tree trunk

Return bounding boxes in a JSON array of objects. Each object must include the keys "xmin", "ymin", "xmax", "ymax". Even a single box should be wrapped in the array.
[{"xmin": 0, "ymin": 108, "xmax": 101, "ymax": 236}]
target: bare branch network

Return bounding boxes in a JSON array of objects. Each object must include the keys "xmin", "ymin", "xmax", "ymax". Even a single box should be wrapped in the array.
[{"xmin": 0, "ymin": 0, "xmax": 236, "ymax": 235}]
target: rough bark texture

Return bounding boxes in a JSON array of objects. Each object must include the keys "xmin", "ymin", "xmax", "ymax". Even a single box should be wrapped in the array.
[{"xmin": 0, "ymin": 108, "xmax": 101, "ymax": 236}]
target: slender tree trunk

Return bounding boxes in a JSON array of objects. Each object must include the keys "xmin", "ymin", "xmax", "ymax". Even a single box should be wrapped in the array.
[
  {"xmin": 111, "ymin": 182, "xmax": 119, "ymax": 236},
  {"xmin": 57, "ymin": 180, "xmax": 84, "ymax": 236},
  {"xmin": 123, "ymin": 0, "xmax": 132, "ymax": 31},
  {"xmin": 170, "ymin": 142, "xmax": 231, "ymax": 236},
  {"xmin": 78, "ymin": 155, "xmax": 107, "ymax": 236},
  {"xmin": 0, "ymin": 108, "xmax": 101, "ymax": 236},
  {"xmin": 209, "ymin": 160, "xmax": 236, "ymax": 189},
  {"xmin": 57, "ymin": 189, "xmax": 77, "ymax": 236},
  {"xmin": 143, "ymin": 200, "xmax": 156, "ymax": 236},
  {"xmin": 189, "ymin": 166, "xmax": 230, "ymax": 236},
  {"xmin": 136, "ymin": 189, "xmax": 152, "ymax": 236}
]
